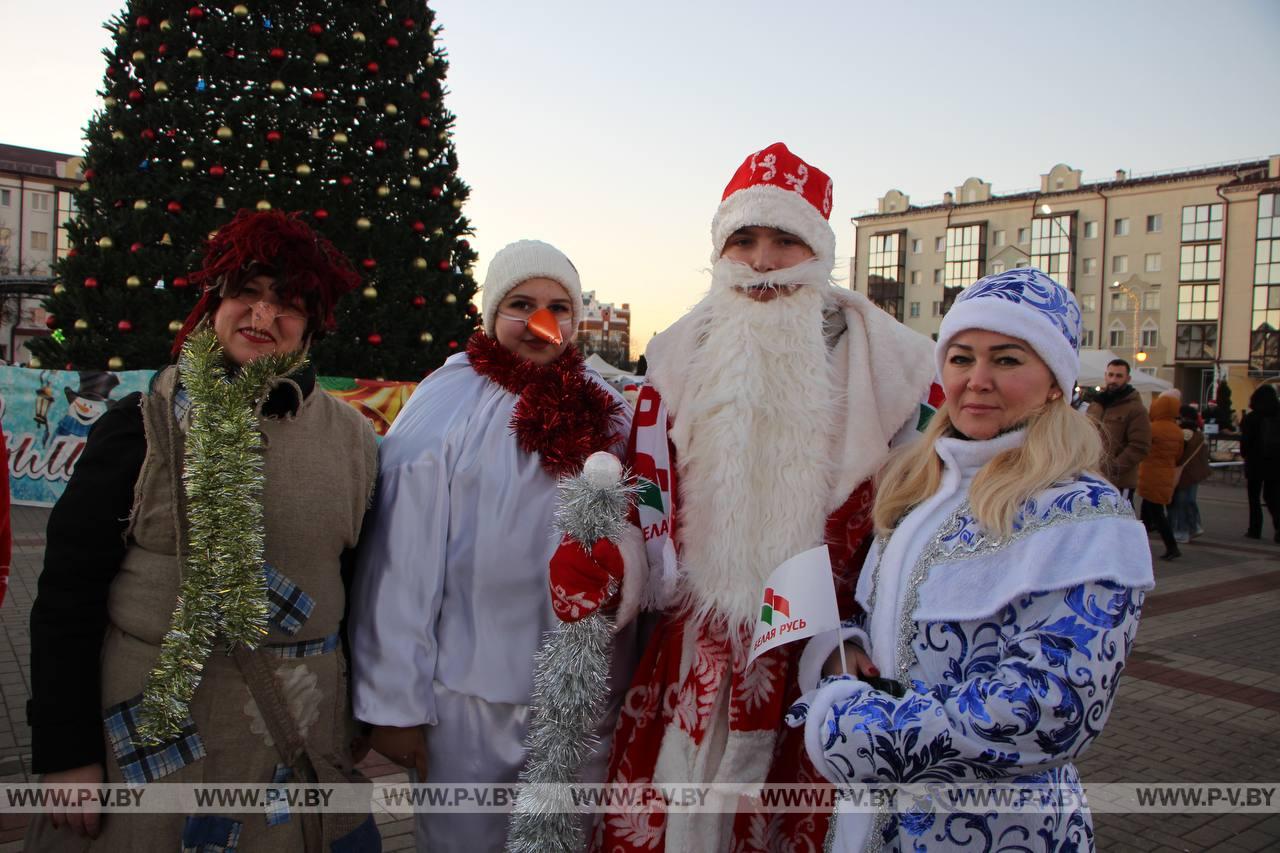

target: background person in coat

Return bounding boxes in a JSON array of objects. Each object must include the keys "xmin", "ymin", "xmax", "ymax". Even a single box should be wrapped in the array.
[
  {"xmin": 1240, "ymin": 383, "xmax": 1280, "ymax": 541},
  {"xmin": 1170, "ymin": 404, "xmax": 1212, "ymax": 544},
  {"xmin": 1138, "ymin": 394, "xmax": 1185, "ymax": 560},
  {"xmin": 1087, "ymin": 358, "xmax": 1152, "ymax": 506}
]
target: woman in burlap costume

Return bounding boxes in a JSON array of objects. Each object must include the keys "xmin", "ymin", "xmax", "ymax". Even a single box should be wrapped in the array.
[{"xmin": 27, "ymin": 211, "xmax": 379, "ymax": 852}]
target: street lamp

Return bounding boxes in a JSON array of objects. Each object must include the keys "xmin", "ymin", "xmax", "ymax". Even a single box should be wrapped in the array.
[{"xmin": 1110, "ymin": 280, "xmax": 1148, "ymax": 364}]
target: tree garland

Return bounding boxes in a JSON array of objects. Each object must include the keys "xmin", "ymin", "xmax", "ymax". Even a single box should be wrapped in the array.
[{"xmin": 135, "ymin": 328, "xmax": 306, "ymax": 744}]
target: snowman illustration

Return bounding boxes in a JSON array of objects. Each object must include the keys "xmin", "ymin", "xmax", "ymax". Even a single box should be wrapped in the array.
[{"xmin": 52, "ymin": 371, "xmax": 120, "ymax": 443}]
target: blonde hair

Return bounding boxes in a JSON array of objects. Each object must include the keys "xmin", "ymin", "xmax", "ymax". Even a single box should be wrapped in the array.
[{"xmin": 873, "ymin": 400, "xmax": 1104, "ymax": 539}]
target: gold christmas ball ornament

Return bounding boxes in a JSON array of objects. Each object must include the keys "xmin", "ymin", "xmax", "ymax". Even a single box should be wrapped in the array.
[
  {"xmin": 426, "ymin": 56, "xmax": 436, "ymax": 67},
  {"xmin": 214, "ymin": 196, "xmax": 226, "ymax": 209},
  {"xmin": 376, "ymin": 184, "xmax": 390, "ymax": 198},
  {"xmin": 53, "ymin": 283, "xmax": 67, "ymax": 295},
  {"xmin": 332, "ymin": 131, "xmax": 349, "ymax": 145},
  {"xmin": 28, "ymin": 357, "xmax": 42, "ymax": 369},
  {"xmin": 181, "ymin": 157, "xmax": 196, "ymax": 170},
  {"xmin": 111, "ymin": 130, "xmax": 126, "ymax": 141},
  {"xmin": 269, "ymin": 79, "xmax": 286, "ymax": 94},
  {"xmin": 74, "ymin": 319, "xmax": 89, "ymax": 331},
  {"xmin": 233, "ymin": 4, "xmax": 250, "ymax": 18},
  {"xmin": 438, "ymin": 131, "xmax": 449, "ymax": 142},
  {"xmin": 133, "ymin": 199, "xmax": 149, "ymax": 210},
  {"xmin": 355, "ymin": 96, "xmax": 368, "ymax": 109},
  {"xmin": 444, "ymin": 293, "xmax": 458, "ymax": 304},
  {"xmin": 419, "ymin": 331, "xmax": 433, "ymax": 344},
  {"xmin": 132, "ymin": 50, "xmax": 146, "ymax": 63},
  {"xmin": 153, "ymin": 80, "xmax": 169, "ymax": 94},
  {"xmin": 384, "ymin": 103, "xmax": 398, "ymax": 116},
  {"xmin": 103, "ymin": 96, "xmax": 117, "ymax": 108},
  {"xmin": 160, "ymin": 232, "xmax": 173, "ymax": 246},
  {"xmin": 256, "ymin": 199, "xmax": 272, "ymax": 211},
  {"xmin": 159, "ymin": 18, "xmax": 172, "ymax": 32},
  {"xmin": 451, "ymin": 199, "xmax": 463, "ymax": 209},
  {"xmin": 355, "ymin": 217, "xmax": 372, "ymax": 231},
  {"xmin": 413, "ymin": 257, "xmax": 428, "ymax": 270},
  {"xmin": 216, "ymin": 126, "xmax": 233, "ymax": 140},
  {"xmin": 352, "ymin": 30, "xmax": 366, "ymax": 43},
  {"xmin": 187, "ymin": 47, "xmax": 203, "ymax": 60},
  {"xmin": 98, "ymin": 236, "xmax": 114, "ymax": 249},
  {"xmin": 126, "ymin": 275, "xmax": 142, "ymax": 288},
  {"xmin": 258, "ymin": 159, "xmax": 270, "ymax": 171},
  {"xmin": 432, "ymin": 227, "xmax": 444, "ymax": 237},
  {"xmin": 108, "ymin": 356, "xmax": 124, "ymax": 371},
  {"xmin": 80, "ymin": 182, "xmax": 90, "ymax": 191},
  {"xmin": 415, "ymin": 147, "xmax": 430, "ymax": 161},
  {"xmin": 117, "ymin": 25, "xmax": 128, "ymax": 36},
  {"xmin": 295, "ymin": 163, "xmax": 312, "ymax": 176},
  {"xmin": 314, "ymin": 52, "xmax": 330, "ymax": 66},
  {"xmin": 169, "ymin": 320, "xmax": 183, "ymax": 333},
  {"xmin": 362, "ymin": 286, "xmax": 378, "ymax": 300},
  {"xmin": 408, "ymin": 176, "xmax": 422, "ymax": 190}
]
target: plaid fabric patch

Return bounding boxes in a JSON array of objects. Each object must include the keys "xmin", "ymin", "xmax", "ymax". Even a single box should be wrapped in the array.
[
  {"xmin": 182, "ymin": 814, "xmax": 243, "ymax": 853},
  {"xmin": 263, "ymin": 562, "xmax": 314, "ymax": 636},
  {"xmin": 266, "ymin": 632, "xmax": 340, "ymax": 659},
  {"xmin": 265, "ymin": 763, "xmax": 293, "ymax": 827},
  {"xmin": 172, "ymin": 386, "xmax": 192, "ymax": 424},
  {"xmin": 105, "ymin": 693, "xmax": 206, "ymax": 786}
]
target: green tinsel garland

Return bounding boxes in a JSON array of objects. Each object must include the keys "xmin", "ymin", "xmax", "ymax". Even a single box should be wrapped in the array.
[{"xmin": 135, "ymin": 328, "xmax": 306, "ymax": 744}]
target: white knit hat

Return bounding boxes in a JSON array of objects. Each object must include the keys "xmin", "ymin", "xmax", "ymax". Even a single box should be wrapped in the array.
[
  {"xmin": 480, "ymin": 240, "xmax": 583, "ymax": 337},
  {"xmin": 710, "ymin": 142, "xmax": 836, "ymax": 267},
  {"xmin": 935, "ymin": 267, "xmax": 1082, "ymax": 394}
]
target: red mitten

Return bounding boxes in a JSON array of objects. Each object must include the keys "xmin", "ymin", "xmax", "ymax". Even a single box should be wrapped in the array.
[{"xmin": 549, "ymin": 535, "xmax": 624, "ymax": 622}]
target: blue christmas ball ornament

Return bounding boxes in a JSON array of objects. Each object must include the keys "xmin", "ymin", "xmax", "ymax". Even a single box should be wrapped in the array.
[
  {"xmin": 138, "ymin": 159, "xmax": 150, "ymax": 171},
  {"xmin": 196, "ymin": 78, "xmax": 208, "ymax": 92}
]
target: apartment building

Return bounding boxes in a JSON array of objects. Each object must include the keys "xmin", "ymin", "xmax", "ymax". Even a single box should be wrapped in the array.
[
  {"xmin": 851, "ymin": 155, "xmax": 1280, "ymax": 402},
  {"xmin": 0, "ymin": 143, "xmax": 83, "ymax": 363},
  {"xmin": 574, "ymin": 289, "xmax": 631, "ymax": 366}
]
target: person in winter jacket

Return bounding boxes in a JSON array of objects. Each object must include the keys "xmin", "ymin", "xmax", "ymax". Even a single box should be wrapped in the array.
[
  {"xmin": 1138, "ymin": 394, "xmax": 1185, "ymax": 559},
  {"xmin": 1086, "ymin": 359, "xmax": 1151, "ymax": 504},
  {"xmin": 1170, "ymin": 404, "xmax": 1212, "ymax": 543},
  {"xmin": 1240, "ymin": 383, "xmax": 1280, "ymax": 541}
]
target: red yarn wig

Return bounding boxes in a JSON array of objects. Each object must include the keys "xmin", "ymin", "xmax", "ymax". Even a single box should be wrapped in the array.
[{"xmin": 171, "ymin": 209, "xmax": 361, "ymax": 357}]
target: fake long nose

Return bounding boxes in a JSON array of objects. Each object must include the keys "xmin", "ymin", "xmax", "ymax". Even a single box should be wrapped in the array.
[
  {"xmin": 251, "ymin": 300, "xmax": 281, "ymax": 328},
  {"xmin": 525, "ymin": 307, "xmax": 564, "ymax": 346}
]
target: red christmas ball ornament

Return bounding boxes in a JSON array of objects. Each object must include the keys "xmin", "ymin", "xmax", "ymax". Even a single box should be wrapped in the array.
[
  {"xmin": 136, "ymin": 15, "xmax": 151, "ymax": 29},
  {"xmin": 429, "ymin": 185, "xmax": 442, "ymax": 199},
  {"xmin": 437, "ymin": 259, "xmax": 450, "ymax": 271},
  {"xmin": 113, "ymin": 200, "xmax": 126, "ymax": 209},
  {"xmin": 130, "ymin": 241, "xmax": 144, "ymax": 253},
  {"xmin": 365, "ymin": 61, "xmax": 380, "ymax": 74},
  {"xmin": 266, "ymin": 130, "xmax": 282, "ymax": 143},
  {"xmin": 307, "ymin": 22, "xmax": 323, "ymax": 37},
  {"xmin": 311, "ymin": 90, "xmax": 327, "ymax": 103},
  {"xmin": 105, "ymin": 66, "xmax": 117, "ymax": 79},
  {"xmin": 209, "ymin": 164, "xmax": 225, "ymax": 177},
  {"xmin": 367, "ymin": 332, "xmax": 383, "ymax": 346},
  {"xmin": 466, "ymin": 303, "xmax": 478, "ymax": 316},
  {"xmin": 385, "ymin": 36, "xmax": 400, "ymax": 49},
  {"xmin": 117, "ymin": 320, "xmax": 133, "ymax": 333},
  {"xmin": 140, "ymin": 128, "xmax": 156, "ymax": 141},
  {"xmin": 402, "ymin": 17, "xmax": 417, "ymax": 29},
  {"xmin": 362, "ymin": 258, "xmax": 377, "ymax": 270},
  {"xmin": 412, "ymin": 221, "xmax": 426, "ymax": 233},
  {"xmin": 459, "ymin": 239, "xmax": 471, "ymax": 250},
  {"xmin": 372, "ymin": 138, "xmax": 388, "ymax": 153},
  {"xmin": 172, "ymin": 276, "xmax": 189, "ymax": 288},
  {"xmin": 84, "ymin": 277, "xmax": 99, "ymax": 289},
  {"xmin": 157, "ymin": 43, "xmax": 169, "ymax": 56},
  {"xmin": 128, "ymin": 89, "xmax": 143, "ymax": 104},
  {"xmin": 339, "ymin": 175, "xmax": 353, "ymax": 188},
  {"xmin": 45, "ymin": 315, "xmax": 58, "ymax": 330},
  {"xmin": 224, "ymin": 47, "xmax": 237, "ymax": 59},
  {"xmin": 166, "ymin": 200, "xmax": 182, "ymax": 214},
  {"xmin": 313, "ymin": 208, "xmax": 328, "ymax": 221},
  {"xmin": 187, "ymin": 6, "xmax": 205, "ymax": 21},
  {"xmin": 412, "ymin": 295, "xmax": 426, "ymax": 308},
  {"xmin": 269, "ymin": 47, "xmax": 286, "ymax": 60},
  {"xmin": 68, "ymin": 248, "xmax": 78, "ymax": 258},
  {"xmin": 419, "ymin": 90, "xmax": 432, "ymax": 101},
  {"xmin": 448, "ymin": 340, "xmax": 459, "ymax": 350},
  {"xmin": 418, "ymin": 117, "xmax": 432, "ymax": 129},
  {"xmin": 84, "ymin": 168, "xmax": 96, "ymax": 180},
  {"xmin": 165, "ymin": 128, "xmax": 176, "ymax": 138}
]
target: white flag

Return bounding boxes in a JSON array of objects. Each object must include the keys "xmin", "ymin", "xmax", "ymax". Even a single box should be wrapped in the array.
[{"xmin": 747, "ymin": 545, "xmax": 842, "ymax": 665}]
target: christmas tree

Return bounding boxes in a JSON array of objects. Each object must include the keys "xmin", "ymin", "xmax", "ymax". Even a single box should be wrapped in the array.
[{"xmin": 30, "ymin": 0, "xmax": 478, "ymax": 380}]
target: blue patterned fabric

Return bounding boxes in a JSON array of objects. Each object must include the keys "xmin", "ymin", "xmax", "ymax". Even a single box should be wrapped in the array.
[
  {"xmin": 263, "ymin": 562, "xmax": 314, "ymax": 636},
  {"xmin": 265, "ymin": 763, "xmax": 294, "ymax": 827},
  {"xmin": 181, "ymin": 814, "xmax": 243, "ymax": 853},
  {"xmin": 954, "ymin": 267, "xmax": 1083, "ymax": 351},
  {"xmin": 172, "ymin": 386, "xmax": 192, "ymax": 424},
  {"xmin": 802, "ymin": 581, "xmax": 1143, "ymax": 852},
  {"xmin": 105, "ymin": 693, "xmax": 206, "ymax": 785},
  {"xmin": 266, "ymin": 631, "xmax": 340, "ymax": 659}
]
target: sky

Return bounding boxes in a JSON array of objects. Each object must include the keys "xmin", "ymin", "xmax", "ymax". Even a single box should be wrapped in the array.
[{"xmin": 3, "ymin": 0, "xmax": 1279, "ymax": 358}]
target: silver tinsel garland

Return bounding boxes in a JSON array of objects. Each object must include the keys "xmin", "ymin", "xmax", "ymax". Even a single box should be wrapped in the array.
[
  {"xmin": 135, "ymin": 329, "xmax": 305, "ymax": 743},
  {"xmin": 507, "ymin": 453, "xmax": 638, "ymax": 853}
]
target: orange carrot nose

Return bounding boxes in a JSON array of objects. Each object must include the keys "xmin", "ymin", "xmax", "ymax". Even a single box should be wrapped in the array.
[{"xmin": 525, "ymin": 308, "xmax": 564, "ymax": 345}]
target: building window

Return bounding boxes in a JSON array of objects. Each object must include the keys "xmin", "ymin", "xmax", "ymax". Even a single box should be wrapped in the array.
[
  {"xmin": 30, "ymin": 231, "xmax": 49, "ymax": 251},
  {"xmin": 933, "ymin": 268, "xmax": 942, "ymax": 285},
  {"xmin": 1111, "ymin": 291, "xmax": 1127, "ymax": 311},
  {"xmin": 30, "ymin": 192, "xmax": 51, "ymax": 212},
  {"xmin": 1178, "ymin": 283, "xmax": 1220, "ymax": 321},
  {"xmin": 1081, "ymin": 328, "xmax": 1095, "ymax": 348},
  {"xmin": 1176, "ymin": 323, "xmax": 1217, "ymax": 360},
  {"xmin": 1147, "ymin": 214, "xmax": 1162, "ymax": 233},
  {"xmin": 1017, "ymin": 227, "xmax": 1029, "ymax": 244},
  {"xmin": 1031, "ymin": 213, "xmax": 1074, "ymax": 289},
  {"xmin": 1112, "ymin": 255, "xmax": 1128, "ymax": 274},
  {"xmin": 1080, "ymin": 293, "xmax": 1096, "ymax": 312},
  {"xmin": 1109, "ymin": 323, "xmax": 1125, "ymax": 348},
  {"xmin": 1181, "ymin": 203, "xmax": 1224, "ymax": 242},
  {"xmin": 909, "ymin": 301, "xmax": 920, "ymax": 318},
  {"xmin": 1114, "ymin": 218, "xmax": 1130, "ymax": 237},
  {"xmin": 911, "ymin": 238, "xmax": 922, "ymax": 254},
  {"xmin": 932, "ymin": 301, "xmax": 944, "ymax": 316},
  {"xmin": 1252, "ymin": 193, "xmax": 1280, "ymax": 372},
  {"xmin": 1083, "ymin": 257, "xmax": 1097, "ymax": 275},
  {"xmin": 1144, "ymin": 253, "xmax": 1162, "ymax": 273},
  {"xmin": 1141, "ymin": 322, "xmax": 1159, "ymax": 349},
  {"xmin": 935, "ymin": 236, "xmax": 945, "ymax": 252},
  {"xmin": 868, "ymin": 231, "xmax": 906, "ymax": 321},
  {"xmin": 910, "ymin": 270, "xmax": 920, "ymax": 285},
  {"xmin": 991, "ymin": 260, "xmax": 1005, "ymax": 274},
  {"xmin": 993, "ymin": 230, "xmax": 1006, "ymax": 247},
  {"xmin": 1083, "ymin": 221, "xmax": 1098, "ymax": 239},
  {"xmin": 1142, "ymin": 291, "xmax": 1160, "ymax": 310},
  {"xmin": 1180, "ymin": 243, "xmax": 1221, "ymax": 281},
  {"xmin": 0, "ymin": 189, "xmax": 9, "ymax": 206},
  {"xmin": 1253, "ymin": 324, "xmax": 1280, "ymax": 373},
  {"xmin": 943, "ymin": 224, "xmax": 986, "ymax": 311}
]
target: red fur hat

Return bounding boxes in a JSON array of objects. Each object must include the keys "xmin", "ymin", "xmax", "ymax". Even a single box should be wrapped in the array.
[{"xmin": 171, "ymin": 209, "xmax": 361, "ymax": 357}]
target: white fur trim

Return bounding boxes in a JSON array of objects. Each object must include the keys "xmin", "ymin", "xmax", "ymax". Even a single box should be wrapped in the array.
[
  {"xmin": 710, "ymin": 184, "xmax": 835, "ymax": 267},
  {"xmin": 797, "ymin": 625, "xmax": 871, "ymax": 692},
  {"xmin": 479, "ymin": 239, "xmax": 583, "ymax": 337},
  {"xmin": 937, "ymin": 295, "xmax": 1078, "ymax": 394},
  {"xmin": 613, "ymin": 521, "xmax": 648, "ymax": 631}
]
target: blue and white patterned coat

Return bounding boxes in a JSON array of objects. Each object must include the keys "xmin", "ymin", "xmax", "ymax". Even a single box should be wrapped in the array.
[{"xmin": 790, "ymin": 430, "xmax": 1154, "ymax": 852}]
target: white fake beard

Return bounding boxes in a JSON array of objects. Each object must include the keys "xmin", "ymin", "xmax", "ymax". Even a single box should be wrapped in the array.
[{"xmin": 674, "ymin": 258, "xmax": 839, "ymax": 635}]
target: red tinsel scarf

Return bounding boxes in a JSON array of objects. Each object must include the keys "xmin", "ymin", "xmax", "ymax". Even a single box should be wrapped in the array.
[{"xmin": 466, "ymin": 332, "xmax": 624, "ymax": 479}]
